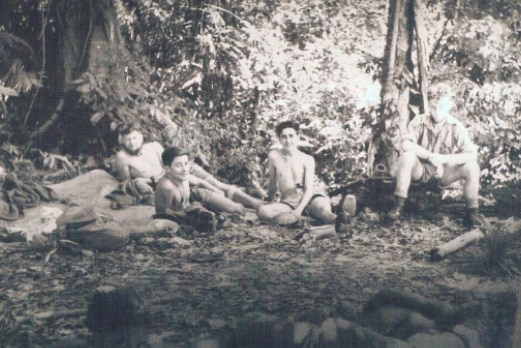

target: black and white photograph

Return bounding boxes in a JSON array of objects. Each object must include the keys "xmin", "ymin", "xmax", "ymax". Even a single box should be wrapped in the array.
[{"xmin": 1, "ymin": 0, "xmax": 520, "ymax": 346}]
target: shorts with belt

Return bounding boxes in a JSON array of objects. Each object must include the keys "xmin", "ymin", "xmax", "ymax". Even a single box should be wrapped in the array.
[{"xmin": 280, "ymin": 184, "xmax": 329, "ymax": 210}]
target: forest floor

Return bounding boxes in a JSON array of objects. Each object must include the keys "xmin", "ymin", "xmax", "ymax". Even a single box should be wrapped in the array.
[{"xmin": 1, "ymin": 171, "xmax": 520, "ymax": 347}]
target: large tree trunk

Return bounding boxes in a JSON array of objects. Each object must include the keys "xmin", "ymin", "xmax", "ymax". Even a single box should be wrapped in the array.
[
  {"xmin": 367, "ymin": 0, "xmax": 430, "ymax": 177},
  {"xmin": 30, "ymin": 0, "xmax": 125, "ymax": 153}
]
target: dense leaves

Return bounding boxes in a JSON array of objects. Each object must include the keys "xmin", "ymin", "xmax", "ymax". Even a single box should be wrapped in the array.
[{"xmin": 0, "ymin": 0, "xmax": 520, "ymax": 187}]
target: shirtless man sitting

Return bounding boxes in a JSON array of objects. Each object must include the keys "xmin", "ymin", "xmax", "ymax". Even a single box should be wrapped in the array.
[
  {"xmin": 155, "ymin": 147, "xmax": 246, "ymax": 231},
  {"xmin": 114, "ymin": 123, "xmax": 263, "ymax": 209},
  {"xmin": 257, "ymin": 121, "xmax": 356, "ymax": 226}
]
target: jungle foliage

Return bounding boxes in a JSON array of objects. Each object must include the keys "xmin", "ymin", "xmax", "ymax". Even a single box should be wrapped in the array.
[{"xmin": 0, "ymin": 0, "xmax": 520, "ymax": 187}]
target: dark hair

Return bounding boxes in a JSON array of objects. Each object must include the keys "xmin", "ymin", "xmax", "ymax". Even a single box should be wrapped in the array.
[
  {"xmin": 161, "ymin": 146, "xmax": 189, "ymax": 166},
  {"xmin": 117, "ymin": 123, "xmax": 140, "ymax": 136},
  {"xmin": 276, "ymin": 121, "xmax": 299, "ymax": 136}
]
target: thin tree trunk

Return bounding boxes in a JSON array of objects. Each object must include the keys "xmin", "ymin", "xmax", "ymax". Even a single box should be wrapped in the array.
[
  {"xmin": 369, "ymin": 0, "xmax": 430, "ymax": 177},
  {"xmin": 413, "ymin": 0, "xmax": 430, "ymax": 113},
  {"xmin": 29, "ymin": 97, "xmax": 65, "ymax": 142}
]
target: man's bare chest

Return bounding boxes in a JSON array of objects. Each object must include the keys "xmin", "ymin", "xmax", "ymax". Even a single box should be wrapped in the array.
[{"xmin": 276, "ymin": 156, "xmax": 305, "ymax": 181}]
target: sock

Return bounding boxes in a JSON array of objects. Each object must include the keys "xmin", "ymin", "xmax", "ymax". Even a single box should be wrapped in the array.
[
  {"xmin": 395, "ymin": 196, "xmax": 406, "ymax": 209},
  {"xmin": 466, "ymin": 207, "xmax": 479, "ymax": 216},
  {"xmin": 465, "ymin": 198, "xmax": 479, "ymax": 210}
]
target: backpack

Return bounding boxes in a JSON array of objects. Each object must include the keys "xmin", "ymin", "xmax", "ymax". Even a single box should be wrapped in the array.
[
  {"xmin": 56, "ymin": 207, "xmax": 128, "ymax": 251},
  {"xmin": 153, "ymin": 204, "xmax": 217, "ymax": 233}
]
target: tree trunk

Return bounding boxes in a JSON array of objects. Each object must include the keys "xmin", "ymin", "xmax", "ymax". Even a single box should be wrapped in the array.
[
  {"xmin": 31, "ymin": 0, "xmax": 125, "ymax": 151},
  {"xmin": 368, "ymin": 0, "xmax": 430, "ymax": 177}
]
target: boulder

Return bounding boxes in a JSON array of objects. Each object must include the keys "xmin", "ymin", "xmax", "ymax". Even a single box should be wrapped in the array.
[
  {"xmin": 453, "ymin": 324, "xmax": 482, "ymax": 348},
  {"xmin": 407, "ymin": 331, "xmax": 465, "ymax": 348}
]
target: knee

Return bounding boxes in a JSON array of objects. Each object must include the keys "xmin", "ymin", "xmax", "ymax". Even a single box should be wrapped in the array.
[
  {"xmin": 400, "ymin": 151, "xmax": 418, "ymax": 167},
  {"xmin": 313, "ymin": 204, "xmax": 331, "ymax": 216},
  {"xmin": 257, "ymin": 205, "xmax": 275, "ymax": 221},
  {"xmin": 230, "ymin": 202, "xmax": 245, "ymax": 215},
  {"xmin": 461, "ymin": 161, "xmax": 480, "ymax": 180}
]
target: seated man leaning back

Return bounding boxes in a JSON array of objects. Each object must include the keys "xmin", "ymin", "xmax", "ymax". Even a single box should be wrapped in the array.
[
  {"xmin": 114, "ymin": 123, "xmax": 263, "ymax": 209},
  {"xmin": 155, "ymin": 147, "xmax": 246, "ymax": 222},
  {"xmin": 257, "ymin": 121, "xmax": 355, "ymax": 226}
]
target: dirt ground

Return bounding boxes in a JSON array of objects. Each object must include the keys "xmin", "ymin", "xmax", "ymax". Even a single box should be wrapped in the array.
[{"xmin": 1, "ymin": 171, "xmax": 520, "ymax": 347}]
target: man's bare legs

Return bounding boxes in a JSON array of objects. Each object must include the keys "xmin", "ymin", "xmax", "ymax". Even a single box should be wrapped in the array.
[
  {"xmin": 225, "ymin": 186, "xmax": 264, "ymax": 210},
  {"xmin": 308, "ymin": 196, "xmax": 337, "ymax": 224},
  {"xmin": 391, "ymin": 151, "xmax": 480, "ymax": 226},
  {"xmin": 258, "ymin": 196, "xmax": 337, "ymax": 224},
  {"xmin": 193, "ymin": 188, "xmax": 245, "ymax": 215},
  {"xmin": 257, "ymin": 203, "xmax": 292, "ymax": 222},
  {"xmin": 394, "ymin": 151, "xmax": 425, "ymax": 199},
  {"xmin": 191, "ymin": 163, "xmax": 264, "ymax": 209},
  {"xmin": 439, "ymin": 161, "xmax": 480, "ymax": 208}
]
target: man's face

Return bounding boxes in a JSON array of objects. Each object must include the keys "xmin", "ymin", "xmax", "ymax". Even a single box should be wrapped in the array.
[
  {"xmin": 430, "ymin": 95, "xmax": 453, "ymax": 124},
  {"xmin": 168, "ymin": 155, "xmax": 189, "ymax": 182},
  {"xmin": 122, "ymin": 130, "xmax": 144, "ymax": 154},
  {"xmin": 278, "ymin": 128, "xmax": 298, "ymax": 150}
]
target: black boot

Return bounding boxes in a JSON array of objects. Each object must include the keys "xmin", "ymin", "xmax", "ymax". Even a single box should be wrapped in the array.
[
  {"xmin": 464, "ymin": 208, "xmax": 484, "ymax": 230},
  {"xmin": 386, "ymin": 196, "xmax": 405, "ymax": 222}
]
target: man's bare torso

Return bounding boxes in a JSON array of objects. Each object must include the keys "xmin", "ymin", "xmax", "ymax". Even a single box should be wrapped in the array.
[
  {"xmin": 116, "ymin": 142, "xmax": 165, "ymax": 181},
  {"xmin": 270, "ymin": 149, "xmax": 312, "ymax": 193}
]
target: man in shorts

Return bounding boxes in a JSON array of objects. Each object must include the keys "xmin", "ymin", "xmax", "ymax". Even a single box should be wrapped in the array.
[
  {"xmin": 257, "ymin": 121, "xmax": 356, "ymax": 226},
  {"xmin": 155, "ymin": 146, "xmax": 245, "ymax": 231},
  {"xmin": 387, "ymin": 83, "xmax": 481, "ymax": 229}
]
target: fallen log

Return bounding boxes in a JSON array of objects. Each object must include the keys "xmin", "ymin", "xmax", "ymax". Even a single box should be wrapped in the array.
[{"xmin": 430, "ymin": 228, "xmax": 485, "ymax": 261}]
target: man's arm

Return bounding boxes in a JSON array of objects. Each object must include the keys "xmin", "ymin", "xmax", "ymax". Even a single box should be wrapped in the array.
[
  {"xmin": 432, "ymin": 152, "xmax": 477, "ymax": 167},
  {"xmin": 433, "ymin": 125, "xmax": 478, "ymax": 166},
  {"xmin": 115, "ymin": 152, "xmax": 153, "ymax": 194},
  {"xmin": 402, "ymin": 128, "xmax": 478, "ymax": 167},
  {"xmin": 155, "ymin": 182, "xmax": 178, "ymax": 214},
  {"xmin": 401, "ymin": 139, "xmax": 432, "ymax": 160},
  {"xmin": 292, "ymin": 155, "xmax": 316, "ymax": 216},
  {"xmin": 267, "ymin": 152, "xmax": 278, "ymax": 202},
  {"xmin": 114, "ymin": 152, "xmax": 132, "ymax": 180}
]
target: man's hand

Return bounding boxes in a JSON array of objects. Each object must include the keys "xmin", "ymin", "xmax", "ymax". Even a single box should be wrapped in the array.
[
  {"xmin": 135, "ymin": 179, "xmax": 153, "ymax": 194},
  {"xmin": 428, "ymin": 154, "xmax": 445, "ymax": 178},
  {"xmin": 291, "ymin": 209, "xmax": 303, "ymax": 217}
]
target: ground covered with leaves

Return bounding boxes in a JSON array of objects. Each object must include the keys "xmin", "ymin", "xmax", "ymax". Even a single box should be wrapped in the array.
[{"xmin": 1, "ymin": 187, "xmax": 520, "ymax": 347}]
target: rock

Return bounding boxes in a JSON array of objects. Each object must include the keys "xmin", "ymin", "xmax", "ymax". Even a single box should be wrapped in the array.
[
  {"xmin": 295, "ymin": 307, "xmax": 330, "ymax": 324},
  {"xmin": 86, "ymin": 286, "xmax": 150, "ymax": 348},
  {"xmin": 407, "ymin": 331, "xmax": 465, "ymax": 348},
  {"xmin": 364, "ymin": 289, "xmax": 455, "ymax": 327},
  {"xmin": 321, "ymin": 317, "xmax": 340, "ymax": 343},
  {"xmin": 334, "ymin": 320, "xmax": 413, "ymax": 348},
  {"xmin": 337, "ymin": 300, "xmax": 359, "ymax": 321},
  {"xmin": 359, "ymin": 306, "xmax": 435, "ymax": 339},
  {"xmin": 453, "ymin": 324, "xmax": 482, "ymax": 348},
  {"xmin": 195, "ymin": 338, "xmax": 220, "ymax": 348},
  {"xmin": 293, "ymin": 321, "xmax": 316, "ymax": 345},
  {"xmin": 87, "ymin": 286, "xmax": 138, "ymax": 333},
  {"xmin": 220, "ymin": 319, "xmax": 295, "ymax": 347}
]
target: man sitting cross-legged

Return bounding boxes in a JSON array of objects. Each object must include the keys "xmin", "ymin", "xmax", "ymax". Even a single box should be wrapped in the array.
[
  {"xmin": 113, "ymin": 123, "xmax": 263, "ymax": 209},
  {"xmin": 387, "ymin": 83, "xmax": 482, "ymax": 229},
  {"xmin": 154, "ymin": 147, "xmax": 246, "ymax": 231},
  {"xmin": 257, "ymin": 121, "xmax": 356, "ymax": 226}
]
